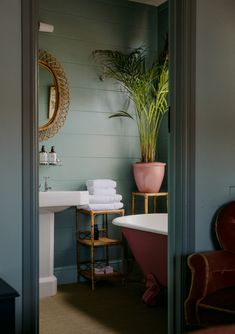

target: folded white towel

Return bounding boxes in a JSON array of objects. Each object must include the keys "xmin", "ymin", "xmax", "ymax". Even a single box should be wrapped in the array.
[
  {"xmin": 87, "ymin": 187, "xmax": 116, "ymax": 195},
  {"xmin": 95, "ymin": 267, "xmax": 105, "ymax": 275},
  {"xmin": 86, "ymin": 179, "xmax": 116, "ymax": 189},
  {"xmin": 105, "ymin": 266, "xmax": 114, "ymax": 274},
  {"xmin": 79, "ymin": 202, "xmax": 124, "ymax": 211},
  {"xmin": 89, "ymin": 194, "xmax": 122, "ymax": 204}
]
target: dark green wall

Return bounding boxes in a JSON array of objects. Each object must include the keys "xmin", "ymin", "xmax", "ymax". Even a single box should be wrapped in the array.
[
  {"xmin": 158, "ymin": 2, "xmax": 168, "ymax": 56},
  {"xmin": 195, "ymin": 0, "xmax": 235, "ymax": 251},
  {"xmin": 0, "ymin": 0, "xmax": 22, "ymax": 330},
  {"xmin": 157, "ymin": 2, "xmax": 168, "ymax": 192},
  {"xmin": 39, "ymin": 0, "xmax": 168, "ymax": 283}
]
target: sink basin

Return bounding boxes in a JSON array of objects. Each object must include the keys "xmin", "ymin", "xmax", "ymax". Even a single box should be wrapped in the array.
[{"xmin": 39, "ymin": 191, "xmax": 89, "ymax": 214}]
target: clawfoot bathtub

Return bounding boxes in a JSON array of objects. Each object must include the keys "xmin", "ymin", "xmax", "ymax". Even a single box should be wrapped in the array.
[{"xmin": 112, "ymin": 213, "xmax": 168, "ymax": 304}]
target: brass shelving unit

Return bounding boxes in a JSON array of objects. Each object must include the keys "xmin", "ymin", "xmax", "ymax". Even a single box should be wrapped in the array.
[{"xmin": 76, "ymin": 208, "xmax": 125, "ymax": 290}]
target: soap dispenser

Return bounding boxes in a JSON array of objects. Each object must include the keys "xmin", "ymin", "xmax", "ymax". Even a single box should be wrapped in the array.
[
  {"xmin": 48, "ymin": 146, "xmax": 57, "ymax": 165},
  {"xmin": 94, "ymin": 224, "xmax": 99, "ymax": 240},
  {"xmin": 39, "ymin": 145, "xmax": 48, "ymax": 165}
]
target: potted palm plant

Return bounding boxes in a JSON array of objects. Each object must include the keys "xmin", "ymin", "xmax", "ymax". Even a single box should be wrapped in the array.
[{"xmin": 93, "ymin": 47, "xmax": 168, "ymax": 193}]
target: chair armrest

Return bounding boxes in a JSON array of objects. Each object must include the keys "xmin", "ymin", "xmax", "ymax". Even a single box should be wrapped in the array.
[{"xmin": 185, "ymin": 250, "xmax": 235, "ymax": 325}]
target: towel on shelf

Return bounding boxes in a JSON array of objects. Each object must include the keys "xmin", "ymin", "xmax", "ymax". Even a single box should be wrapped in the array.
[
  {"xmin": 94, "ymin": 267, "xmax": 105, "ymax": 275},
  {"xmin": 94, "ymin": 266, "xmax": 114, "ymax": 274},
  {"xmin": 105, "ymin": 266, "xmax": 114, "ymax": 274},
  {"xmin": 86, "ymin": 179, "xmax": 116, "ymax": 189},
  {"xmin": 89, "ymin": 194, "xmax": 122, "ymax": 204},
  {"xmin": 87, "ymin": 187, "xmax": 116, "ymax": 196},
  {"xmin": 79, "ymin": 202, "xmax": 123, "ymax": 211},
  {"xmin": 83, "ymin": 178, "xmax": 124, "ymax": 210}
]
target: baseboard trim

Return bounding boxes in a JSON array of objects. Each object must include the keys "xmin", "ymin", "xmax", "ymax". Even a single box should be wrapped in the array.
[{"xmin": 54, "ymin": 265, "xmax": 77, "ymax": 285}]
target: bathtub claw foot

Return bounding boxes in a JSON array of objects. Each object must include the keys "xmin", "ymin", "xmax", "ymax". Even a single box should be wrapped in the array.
[{"xmin": 142, "ymin": 273, "xmax": 161, "ymax": 306}]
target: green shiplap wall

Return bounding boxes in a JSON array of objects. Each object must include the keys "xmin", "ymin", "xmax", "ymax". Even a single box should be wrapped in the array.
[
  {"xmin": 39, "ymin": 0, "xmax": 167, "ymax": 283},
  {"xmin": 158, "ymin": 2, "xmax": 168, "ymax": 55}
]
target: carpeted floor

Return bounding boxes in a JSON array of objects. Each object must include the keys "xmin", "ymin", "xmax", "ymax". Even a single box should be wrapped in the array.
[{"xmin": 40, "ymin": 280, "xmax": 167, "ymax": 334}]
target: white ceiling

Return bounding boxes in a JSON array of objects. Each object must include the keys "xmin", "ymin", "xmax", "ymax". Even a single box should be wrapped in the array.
[{"xmin": 129, "ymin": 0, "xmax": 167, "ymax": 6}]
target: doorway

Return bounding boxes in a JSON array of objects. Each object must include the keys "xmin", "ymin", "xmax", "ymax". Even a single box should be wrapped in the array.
[
  {"xmin": 22, "ymin": 0, "xmax": 197, "ymax": 333},
  {"xmin": 38, "ymin": 0, "xmax": 169, "ymax": 333}
]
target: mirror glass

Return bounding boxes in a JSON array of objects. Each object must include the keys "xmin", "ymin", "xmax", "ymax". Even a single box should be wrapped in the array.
[
  {"xmin": 38, "ymin": 64, "xmax": 57, "ymax": 128},
  {"xmin": 38, "ymin": 49, "xmax": 70, "ymax": 142}
]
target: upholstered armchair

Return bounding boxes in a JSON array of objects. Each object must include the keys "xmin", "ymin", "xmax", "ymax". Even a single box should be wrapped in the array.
[
  {"xmin": 190, "ymin": 324, "xmax": 235, "ymax": 334},
  {"xmin": 185, "ymin": 201, "xmax": 235, "ymax": 327}
]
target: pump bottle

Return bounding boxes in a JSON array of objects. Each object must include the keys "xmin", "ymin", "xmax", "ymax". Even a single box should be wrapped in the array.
[
  {"xmin": 39, "ymin": 145, "xmax": 48, "ymax": 164},
  {"xmin": 48, "ymin": 146, "xmax": 57, "ymax": 165}
]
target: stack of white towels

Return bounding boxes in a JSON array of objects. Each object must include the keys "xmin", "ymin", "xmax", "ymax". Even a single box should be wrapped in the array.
[{"xmin": 82, "ymin": 179, "xmax": 123, "ymax": 211}]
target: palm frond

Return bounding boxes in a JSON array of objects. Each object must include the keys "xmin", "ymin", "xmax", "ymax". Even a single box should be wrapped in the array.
[
  {"xmin": 93, "ymin": 47, "xmax": 169, "ymax": 162},
  {"xmin": 108, "ymin": 110, "xmax": 134, "ymax": 119}
]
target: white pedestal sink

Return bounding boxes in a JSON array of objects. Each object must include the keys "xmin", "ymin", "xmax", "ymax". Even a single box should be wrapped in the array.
[{"xmin": 39, "ymin": 191, "xmax": 89, "ymax": 298}]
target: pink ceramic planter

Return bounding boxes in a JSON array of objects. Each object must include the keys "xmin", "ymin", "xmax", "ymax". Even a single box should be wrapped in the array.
[{"xmin": 133, "ymin": 162, "xmax": 166, "ymax": 193}]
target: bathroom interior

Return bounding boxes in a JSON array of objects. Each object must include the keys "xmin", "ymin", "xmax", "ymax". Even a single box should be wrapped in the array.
[
  {"xmin": 2, "ymin": 0, "xmax": 235, "ymax": 333},
  {"xmin": 38, "ymin": 0, "xmax": 168, "ymax": 333}
]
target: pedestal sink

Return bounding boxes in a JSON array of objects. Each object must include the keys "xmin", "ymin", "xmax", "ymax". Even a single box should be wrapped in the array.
[{"xmin": 39, "ymin": 191, "xmax": 89, "ymax": 298}]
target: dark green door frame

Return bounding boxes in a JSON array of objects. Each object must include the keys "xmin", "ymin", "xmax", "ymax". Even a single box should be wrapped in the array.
[
  {"xmin": 22, "ymin": 0, "xmax": 38, "ymax": 333},
  {"xmin": 168, "ymin": 1, "xmax": 197, "ymax": 333}
]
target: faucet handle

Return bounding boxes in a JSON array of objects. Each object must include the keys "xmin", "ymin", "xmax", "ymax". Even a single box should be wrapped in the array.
[{"xmin": 43, "ymin": 176, "xmax": 52, "ymax": 191}]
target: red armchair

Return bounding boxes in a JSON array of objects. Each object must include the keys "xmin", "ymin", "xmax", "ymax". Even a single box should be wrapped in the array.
[
  {"xmin": 185, "ymin": 201, "xmax": 235, "ymax": 327},
  {"xmin": 190, "ymin": 324, "xmax": 235, "ymax": 334}
]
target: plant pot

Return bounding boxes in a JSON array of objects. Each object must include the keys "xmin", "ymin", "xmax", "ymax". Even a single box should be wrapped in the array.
[{"xmin": 133, "ymin": 162, "xmax": 166, "ymax": 193}]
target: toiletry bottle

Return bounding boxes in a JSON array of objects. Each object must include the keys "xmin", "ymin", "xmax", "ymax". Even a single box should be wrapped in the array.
[
  {"xmin": 39, "ymin": 145, "xmax": 48, "ymax": 164},
  {"xmin": 94, "ymin": 224, "xmax": 99, "ymax": 240},
  {"xmin": 49, "ymin": 146, "xmax": 57, "ymax": 165}
]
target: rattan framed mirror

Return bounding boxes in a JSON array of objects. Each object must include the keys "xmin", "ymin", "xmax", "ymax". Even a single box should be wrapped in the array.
[{"xmin": 38, "ymin": 49, "xmax": 70, "ymax": 141}]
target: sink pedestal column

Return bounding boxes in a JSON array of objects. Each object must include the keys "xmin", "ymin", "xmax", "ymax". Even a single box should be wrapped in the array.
[
  {"xmin": 39, "ymin": 190, "xmax": 89, "ymax": 298},
  {"xmin": 39, "ymin": 213, "xmax": 57, "ymax": 298}
]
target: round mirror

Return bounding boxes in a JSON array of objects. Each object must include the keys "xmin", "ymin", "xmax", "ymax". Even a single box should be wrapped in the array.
[
  {"xmin": 38, "ymin": 64, "xmax": 57, "ymax": 127},
  {"xmin": 38, "ymin": 49, "xmax": 70, "ymax": 141}
]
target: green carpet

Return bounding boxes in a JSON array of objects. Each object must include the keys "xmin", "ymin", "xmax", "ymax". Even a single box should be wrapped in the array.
[{"xmin": 40, "ymin": 281, "xmax": 167, "ymax": 334}]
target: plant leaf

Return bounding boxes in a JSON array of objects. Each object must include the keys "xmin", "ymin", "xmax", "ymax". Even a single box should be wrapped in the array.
[{"xmin": 109, "ymin": 110, "xmax": 134, "ymax": 119}]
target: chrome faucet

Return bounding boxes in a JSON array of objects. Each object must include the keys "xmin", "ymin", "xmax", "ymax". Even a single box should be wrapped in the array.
[{"xmin": 43, "ymin": 176, "xmax": 52, "ymax": 192}]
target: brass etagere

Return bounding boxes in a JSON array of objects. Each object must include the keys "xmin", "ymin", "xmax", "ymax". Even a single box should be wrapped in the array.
[
  {"xmin": 76, "ymin": 208, "xmax": 125, "ymax": 290},
  {"xmin": 131, "ymin": 191, "xmax": 168, "ymax": 214}
]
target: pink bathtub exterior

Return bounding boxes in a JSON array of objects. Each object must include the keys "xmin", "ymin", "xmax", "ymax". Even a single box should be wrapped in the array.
[{"xmin": 112, "ymin": 213, "xmax": 168, "ymax": 287}]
